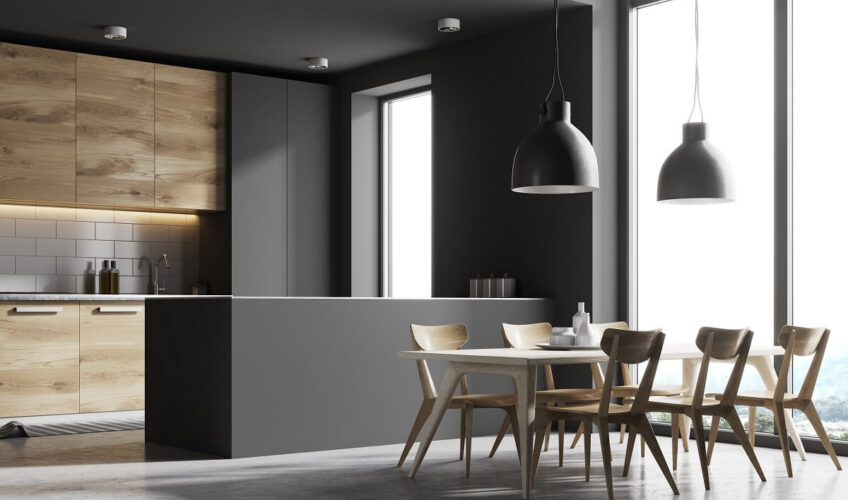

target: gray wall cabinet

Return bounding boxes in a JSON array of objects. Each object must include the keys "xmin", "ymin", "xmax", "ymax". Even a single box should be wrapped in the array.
[{"xmin": 230, "ymin": 73, "xmax": 333, "ymax": 297}]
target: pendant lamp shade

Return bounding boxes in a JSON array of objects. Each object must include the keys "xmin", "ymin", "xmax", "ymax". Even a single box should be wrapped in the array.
[
  {"xmin": 511, "ymin": 101, "xmax": 599, "ymax": 194},
  {"xmin": 657, "ymin": 122, "xmax": 733, "ymax": 203}
]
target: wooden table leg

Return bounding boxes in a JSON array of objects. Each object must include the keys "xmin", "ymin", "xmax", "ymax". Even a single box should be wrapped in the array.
[
  {"xmin": 515, "ymin": 364, "xmax": 538, "ymax": 499},
  {"xmin": 409, "ymin": 363, "xmax": 464, "ymax": 478},
  {"xmin": 680, "ymin": 358, "xmax": 700, "ymax": 449},
  {"xmin": 750, "ymin": 355, "xmax": 807, "ymax": 460}
]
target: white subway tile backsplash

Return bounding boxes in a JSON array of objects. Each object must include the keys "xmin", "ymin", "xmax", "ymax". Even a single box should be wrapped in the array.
[
  {"xmin": 57, "ymin": 221, "xmax": 95, "ymax": 240},
  {"xmin": 35, "ymin": 206, "xmax": 76, "ymax": 221},
  {"xmin": 16, "ymin": 256, "xmax": 56, "ymax": 275},
  {"xmin": 0, "ymin": 274, "xmax": 35, "ymax": 292},
  {"xmin": 119, "ymin": 275, "xmax": 149, "ymax": 294},
  {"xmin": 115, "ymin": 241, "xmax": 152, "ymax": 259},
  {"xmin": 0, "ymin": 205, "xmax": 35, "ymax": 219},
  {"xmin": 96, "ymin": 222, "xmax": 133, "ymax": 241},
  {"xmin": 36, "ymin": 274, "xmax": 76, "ymax": 293},
  {"xmin": 0, "ymin": 237, "xmax": 36, "ymax": 256},
  {"xmin": 151, "ymin": 242, "xmax": 183, "ymax": 259},
  {"xmin": 114, "ymin": 211, "xmax": 151, "ymax": 224},
  {"xmin": 150, "ymin": 213, "xmax": 186, "ymax": 226},
  {"xmin": 76, "ymin": 208, "xmax": 115, "ymax": 223},
  {"xmin": 15, "ymin": 219, "xmax": 55, "ymax": 238},
  {"xmin": 0, "ymin": 256, "xmax": 14, "ymax": 274},
  {"xmin": 114, "ymin": 258, "xmax": 133, "ymax": 276},
  {"xmin": 76, "ymin": 240, "xmax": 114, "ymax": 258},
  {"xmin": 133, "ymin": 225, "xmax": 169, "ymax": 242},
  {"xmin": 0, "ymin": 218, "xmax": 14, "ymax": 237},
  {"xmin": 57, "ymin": 257, "xmax": 97, "ymax": 276},
  {"xmin": 132, "ymin": 259, "xmax": 151, "ymax": 276},
  {"xmin": 36, "ymin": 238, "xmax": 76, "ymax": 257}
]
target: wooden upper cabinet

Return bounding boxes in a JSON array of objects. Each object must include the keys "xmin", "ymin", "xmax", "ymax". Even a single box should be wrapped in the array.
[
  {"xmin": 0, "ymin": 43, "xmax": 76, "ymax": 203},
  {"xmin": 76, "ymin": 54, "xmax": 155, "ymax": 208},
  {"xmin": 155, "ymin": 65, "xmax": 227, "ymax": 211}
]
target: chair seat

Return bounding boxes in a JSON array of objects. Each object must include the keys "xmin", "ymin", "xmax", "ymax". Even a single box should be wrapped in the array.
[
  {"xmin": 545, "ymin": 402, "xmax": 631, "ymax": 416},
  {"xmin": 714, "ymin": 390, "xmax": 798, "ymax": 407},
  {"xmin": 536, "ymin": 388, "xmax": 602, "ymax": 403},
  {"xmin": 612, "ymin": 384, "xmax": 688, "ymax": 398},
  {"xmin": 647, "ymin": 395, "xmax": 721, "ymax": 412},
  {"xmin": 452, "ymin": 393, "xmax": 517, "ymax": 408}
]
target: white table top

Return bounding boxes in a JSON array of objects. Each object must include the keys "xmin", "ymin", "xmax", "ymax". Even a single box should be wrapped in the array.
[{"xmin": 398, "ymin": 343, "xmax": 784, "ymax": 366}]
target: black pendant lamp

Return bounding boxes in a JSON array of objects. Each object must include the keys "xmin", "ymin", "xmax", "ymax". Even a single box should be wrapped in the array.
[
  {"xmin": 657, "ymin": 0, "xmax": 733, "ymax": 203},
  {"xmin": 511, "ymin": 0, "xmax": 599, "ymax": 194}
]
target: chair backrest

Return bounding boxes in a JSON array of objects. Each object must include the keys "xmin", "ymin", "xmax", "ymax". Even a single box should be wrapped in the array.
[
  {"xmin": 590, "ymin": 321, "xmax": 630, "ymax": 387},
  {"xmin": 598, "ymin": 328, "xmax": 665, "ymax": 416},
  {"xmin": 502, "ymin": 322, "xmax": 555, "ymax": 390},
  {"xmin": 774, "ymin": 325, "xmax": 830, "ymax": 402},
  {"xmin": 410, "ymin": 323, "xmax": 469, "ymax": 400},
  {"xmin": 692, "ymin": 327, "xmax": 753, "ymax": 408}
]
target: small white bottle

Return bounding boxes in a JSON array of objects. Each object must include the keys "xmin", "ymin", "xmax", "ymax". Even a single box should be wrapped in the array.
[{"xmin": 573, "ymin": 302, "xmax": 596, "ymax": 346}]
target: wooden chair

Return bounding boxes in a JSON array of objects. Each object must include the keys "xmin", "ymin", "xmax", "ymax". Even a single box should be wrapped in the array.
[
  {"xmin": 571, "ymin": 321, "xmax": 689, "ymax": 458},
  {"xmin": 531, "ymin": 328, "xmax": 679, "ymax": 499},
  {"xmin": 489, "ymin": 322, "xmax": 601, "ymax": 466},
  {"xmin": 709, "ymin": 325, "xmax": 842, "ymax": 477},
  {"xmin": 397, "ymin": 323, "xmax": 521, "ymax": 477},
  {"xmin": 628, "ymin": 327, "xmax": 765, "ymax": 490}
]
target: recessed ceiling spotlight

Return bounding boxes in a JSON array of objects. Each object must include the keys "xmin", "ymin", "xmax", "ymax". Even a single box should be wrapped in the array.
[
  {"xmin": 437, "ymin": 18, "xmax": 461, "ymax": 32},
  {"xmin": 306, "ymin": 57, "xmax": 329, "ymax": 70},
  {"xmin": 104, "ymin": 26, "xmax": 127, "ymax": 40}
]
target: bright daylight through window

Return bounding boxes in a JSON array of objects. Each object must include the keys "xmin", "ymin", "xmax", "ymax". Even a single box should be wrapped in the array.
[{"xmin": 382, "ymin": 91, "xmax": 432, "ymax": 298}]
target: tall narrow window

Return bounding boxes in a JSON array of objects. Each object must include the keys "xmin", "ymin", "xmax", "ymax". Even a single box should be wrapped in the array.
[
  {"xmin": 793, "ymin": 0, "xmax": 848, "ymax": 441},
  {"xmin": 381, "ymin": 90, "xmax": 432, "ymax": 298},
  {"xmin": 634, "ymin": 0, "xmax": 774, "ymax": 399}
]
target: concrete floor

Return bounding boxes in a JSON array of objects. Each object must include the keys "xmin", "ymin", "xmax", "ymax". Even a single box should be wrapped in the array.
[{"xmin": 0, "ymin": 430, "xmax": 844, "ymax": 499}]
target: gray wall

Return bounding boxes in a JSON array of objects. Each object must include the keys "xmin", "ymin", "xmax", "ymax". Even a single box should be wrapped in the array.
[
  {"xmin": 349, "ymin": 94, "xmax": 381, "ymax": 297},
  {"xmin": 230, "ymin": 73, "xmax": 335, "ymax": 297},
  {"xmin": 334, "ymin": 7, "xmax": 594, "ymax": 325}
]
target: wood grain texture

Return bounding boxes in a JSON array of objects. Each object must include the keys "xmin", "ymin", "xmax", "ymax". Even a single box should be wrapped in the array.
[
  {"xmin": 79, "ymin": 302, "xmax": 145, "ymax": 412},
  {"xmin": 76, "ymin": 54, "xmax": 154, "ymax": 208},
  {"xmin": 154, "ymin": 64, "xmax": 226, "ymax": 211},
  {"xmin": 0, "ymin": 43, "xmax": 76, "ymax": 203},
  {"xmin": 0, "ymin": 301, "xmax": 79, "ymax": 417}
]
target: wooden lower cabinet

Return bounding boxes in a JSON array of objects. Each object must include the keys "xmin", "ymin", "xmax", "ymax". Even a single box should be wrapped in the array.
[
  {"xmin": 0, "ymin": 302, "xmax": 80, "ymax": 417},
  {"xmin": 80, "ymin": 302, "xmax": 145, "ymax": 412}
]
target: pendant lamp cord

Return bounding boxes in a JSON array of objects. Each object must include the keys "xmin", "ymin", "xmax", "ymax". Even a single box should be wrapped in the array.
[
  {"xmin": 687, "ymin": 0, "xmax": 704, "ymax": 122},
  {"xmin": 544, "ymin": 0, "xmax": 566, "ymax": 102}
]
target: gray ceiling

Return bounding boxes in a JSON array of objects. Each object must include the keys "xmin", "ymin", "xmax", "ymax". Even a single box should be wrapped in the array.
[{"xmin": 0, "ymin": 0, "xmax": 585, "ymax": 77}]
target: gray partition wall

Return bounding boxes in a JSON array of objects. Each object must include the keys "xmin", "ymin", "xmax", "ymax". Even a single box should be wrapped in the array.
[{"xmin": 146, "ymin": 297, "xmax": 554, "ymax": 458}]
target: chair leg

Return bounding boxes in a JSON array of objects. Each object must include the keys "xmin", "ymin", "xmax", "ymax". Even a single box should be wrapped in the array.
[
  {"xmin": 707, "ymin": 415, "xmax": 720, "ymax": 465},
  {"xmin": 531, "ymin": 412, "xmax": 551, "ymax": 488},
  {"xmin": 544, "ymin": 421, "xmax": 552, "ymax": 452},
  {"xmin": 571, "ymin": 420, "xmax": 584, "ymax": 449},
  {"xmin": 506, "ymin": 406, "xmax": 522, "ymax": 465},
  {"xmin": 748, "ymin": 407, "xmax": 757, "ymax": 446},
  {"xmin": 801, "ymin": 402, "xmax": 842, "ymax": 471},
  {"xmin": 397, "ymin": 399, "xmax": 435, "ymax": 467},
  {"xmin": 619, "ymin": 424, "xmax": 627, "ymax": 444},
  {"xmin": 489, "ymin": 414, "xmax": 511, "ymax": 458},
  {"xmin": 459, "ymin": 407, "xmax": 466, "ymax": 461},
  {"xmin": 725, "ymin": 410, "xmax": 766, "ymax": 482},
  {"xmin": 465, "ymin": 407, "xmax": 474, "ymax": 478},
  {"xmin": 692, "ymin": 411, "xmax": 710, "ymax": 490},
  {"xmin": 558, "ymin": 419, "xmax": 565, "ymax": 466},
  {"xmin": 584, "ymin": 418, "xmax": 592, "ymax": 481},
  {"xmin": 773, "ymin": 403, "xmax": 793, "ymax": 478},
  {"xmin": 670, "ymin": 412, "xmax": 679, "ymax": 471},
  {"xmin": 679, "ymin": 414, "xmax": 690, "ymax": 453},
  {"xmin": 599, "ymin": 417, "xmax": 614, "ymax": 500},
  {"xmin": 622, "ymin": 425, "xmax": 638, "ymax": 477},
  {"xmin": 636, "ymin": 417, "xmax": 679, "ymax": 495},
  {"xmin": 640, "ymin": 434, "xmax": 645, "ymax": 458}
]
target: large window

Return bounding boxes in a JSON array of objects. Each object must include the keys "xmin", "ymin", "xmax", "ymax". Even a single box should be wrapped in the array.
[
  {"xmin": 793, "ymin": 0, "xmax": 848, "ymax": 440},
  {"xmin": 381, "ymin": 90, "xmax": 432, "ymax": 298},
  {"xmin": 635, "ymin": 0, "xmax": 774, "ymax": 400},
  {"xmin": 634, "ymin": 0, "xmax": 848, "ymax": 442}
]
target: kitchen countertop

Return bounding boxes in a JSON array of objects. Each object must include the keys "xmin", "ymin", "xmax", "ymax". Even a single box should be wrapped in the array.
[{"xmin": 0, "ymin": 294, "xmax": 230, "ymax": 301}]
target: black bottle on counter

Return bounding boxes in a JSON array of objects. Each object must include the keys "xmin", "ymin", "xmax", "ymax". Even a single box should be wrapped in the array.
[{"xmin": 98, "ymin": 260, "xmax": 111, "ymax": 294}]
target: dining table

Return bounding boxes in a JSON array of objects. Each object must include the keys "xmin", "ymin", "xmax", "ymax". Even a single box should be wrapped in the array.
[{"xmin": 399, "ymin": 343, "xmax": 804, "ymax": 499}]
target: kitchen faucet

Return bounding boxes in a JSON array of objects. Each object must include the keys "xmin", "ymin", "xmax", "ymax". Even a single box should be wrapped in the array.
[{"xmin": 153, "ymin": 253, "xmax": 170, "ymax": 295}]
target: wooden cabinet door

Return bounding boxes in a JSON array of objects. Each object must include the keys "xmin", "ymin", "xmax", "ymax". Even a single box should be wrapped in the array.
[
  {"xmin": 155, "ymin": 65, "xmax": 226, "ymax": 211},
  {"xmin": 0, "ymin": 302, "xmax": 79, "ymax": 417},
  {"xmin": 76, "ymin": 54, "xmax": 155, "ymax": 208},
  {"xmin": 80, "ymin": 302, "xmax": 144, "ymax": 412},
  {"xmin": 0, "ymin": 43, "xmax": 76, "ymax": 203}
]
